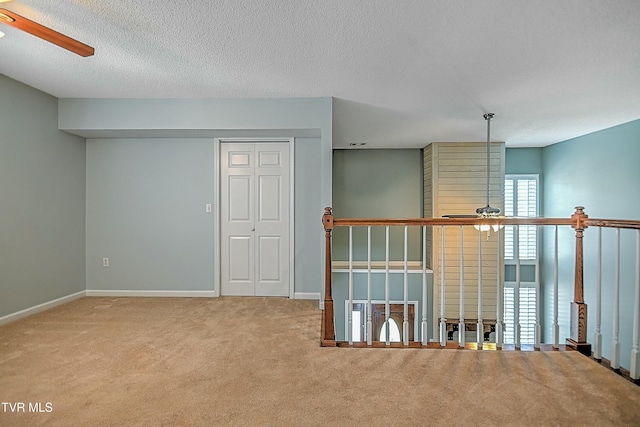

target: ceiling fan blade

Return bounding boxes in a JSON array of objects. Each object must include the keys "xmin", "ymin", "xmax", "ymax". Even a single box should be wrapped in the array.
[{"xmin": 0, "ymin": 8, "xmax": 94, "ymax": 57}]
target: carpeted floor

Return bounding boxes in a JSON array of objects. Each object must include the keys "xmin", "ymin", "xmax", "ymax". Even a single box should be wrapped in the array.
[{"xmin": 1, "ymin": 296, "xmax": 639, "ymax": 426}]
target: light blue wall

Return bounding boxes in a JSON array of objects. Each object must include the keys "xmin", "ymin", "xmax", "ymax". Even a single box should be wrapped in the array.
[
  {"xmin": 506, "ymin": 147, "xmax": 543, "ymax": 175},
  {"xmin": 294, "ymin": 137, "xmax": 324, "ymax": 295},
  {"xmin": 0, "ymin": 75, "xmax": 86, "ymax": 317},
  {"xmin": 69, "ymin": 98, "xmax": 332, "ymax": 297},
  {"xmin": 86, "ymin": 138, "xmax": 215, "ymax": 292},
  {"xmin": 59, "ymin": 97, "xmax": 333, "ymax": 214},
  {"xmin": 543, "ymin": 120, "xmax": 640, "ymax": 219},
  {"xmin": 85, "ymin": 136, "xmax": 324, "ymax": 295},
  {"xmin": 59, "ymin": 98, "xmax": 329, "ymax": 136},
  {"xmin": 542, "ymin": 119, "xmax": 640, "ymax": 368}
]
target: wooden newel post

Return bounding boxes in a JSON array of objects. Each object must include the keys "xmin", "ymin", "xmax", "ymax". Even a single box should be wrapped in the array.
[
  {"xmin": 567, "ymin": 206, "xmax": 592, "ymax": 356},
  {"xmin": 321, "ymin": 207, "xmax": 336, "ymax": 345}
]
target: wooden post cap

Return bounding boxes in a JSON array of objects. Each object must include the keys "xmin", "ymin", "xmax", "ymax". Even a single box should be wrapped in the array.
[{"xmin": 323, "ymin": 207, "xmax": 334, "ymax": 230}]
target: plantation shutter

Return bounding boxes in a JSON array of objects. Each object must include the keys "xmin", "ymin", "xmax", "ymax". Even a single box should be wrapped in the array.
[
  {"xmin": 503, "ymin": 286, "xmax": 536, "ymax": 345},
  {"xmin": 504, "ymin": 176, "xmax": 538, "ymax": 260}
]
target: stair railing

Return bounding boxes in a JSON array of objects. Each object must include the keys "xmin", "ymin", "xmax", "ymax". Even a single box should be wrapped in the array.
[{"xmin": 321, "ymin": 206, "xmax": 640, "ymax": 380}]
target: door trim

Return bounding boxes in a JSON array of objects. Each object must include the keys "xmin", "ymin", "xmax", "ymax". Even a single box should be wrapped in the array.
[{"xmin": 214, "ymin": 138, "xmax": 295, "ymax": 298}]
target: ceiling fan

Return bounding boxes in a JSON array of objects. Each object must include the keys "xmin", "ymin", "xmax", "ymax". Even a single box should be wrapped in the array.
[{"xmin": 0, "ymin": 8, "xmax": 94, "ymax": 57}]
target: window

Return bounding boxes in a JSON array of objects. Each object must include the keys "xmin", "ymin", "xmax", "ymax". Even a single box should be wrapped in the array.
[
  {"xmin": 504, "ymin": 175, "xmax": 538, "ymax": 260},
  {"xmin": 503, "ymin": 175, "xmax": 539, "ymax": 345},
  {"xmin": 503, "ymin": 286, "xmax": 536, "ymax": 344},
  {"xmin": 379, "ymin": 319, "xmax": 402, "ymax": 343}
]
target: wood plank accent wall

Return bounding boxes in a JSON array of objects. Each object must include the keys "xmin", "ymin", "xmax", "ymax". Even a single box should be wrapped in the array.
[
  {"xmin": 423, "ymin": 144, "xmax": 433, "ymax": 270},
  {"xmin": 423, "ymin": 142, "xmax": 505, "ymax": 325}
]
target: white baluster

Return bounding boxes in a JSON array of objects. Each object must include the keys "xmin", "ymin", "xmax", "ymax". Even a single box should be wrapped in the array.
[
  {"xmin": 496, "ymin": 226, "xmax": 503, "ymax": 348},
  {"xmin": 459, "ymin": 226, "xmax": 465, "ymax": 348},
  {"xmin": 421, "ymin": 225, "xmax": 428, "ymax": 345},
  {"xmin": 367, "ymin": 226, "xmax": 372, "ymax": 346},
  {"xmin": 477, "ymin": 228, "xmax": 484, "ymax": 347},
  {"xmin": 440, "ymin": 226, "xmax": 447, "ymax": 347},
  {"xmin": 631, "ymin": 230, "xmax": 640, "ymax": 380},
  {"xmin": 515, "ymin": 225, "xmax": 521, "ymax": 348},
  {"xmin": 385, "ymin": 226, "xmax": 390, "ymax": 346},
  {"xmin": 553, "ymin": 226, "xmax": 559, "ymax": 349},
  {"xmin": 534, "ymin": 225, "xmax": 541, "ymax": 349},
  {"xmin": 594, "ymin": 227, "xmax": 602, "ymax": 359},
  {"xmin": 403, "ymin": 226, "xmax": 409, "ymax": 346},
  {"xmin": 348, "ymin": 226, "xmax": 353, "ymax": 345},
  {"xmin": 611, "ymin": 229, "xmax": 620, "ymax": 369}
]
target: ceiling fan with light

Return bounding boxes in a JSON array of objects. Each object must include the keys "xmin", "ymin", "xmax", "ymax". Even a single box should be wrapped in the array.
[
  {"xmin": 0, "ymin": 7, "xmax": 94, "ymax": 57},
  {"xmin": 442, "ymin": 112, "xmax": 505, "ymax": 234}
]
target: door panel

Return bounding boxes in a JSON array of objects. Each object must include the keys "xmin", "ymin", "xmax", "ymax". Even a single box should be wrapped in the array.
[
  {"xmin": 221, "ymin": 142, "xmax": 290, "ymax": 297},
  {"xmin": 254, "ymin": 143, "xmax": 289, "ymax": 296},
  {"xmin": 258, "ymin": 176, "xmax": 281, "ymax": 221},
  {"xmin": 258, "ymin": 151, "xmax": 281, "ymax": 167},
  {"xmin": 258, "ymin": 236, "xmax": 281, "ymax": 281},
  {"xmin": 229, "ymin": 176, "xmax": 252, "ymax": 221},
  {"xmin": 221, "ymin": 144, "xmax": 255, "ymax": 296},
  {"xmin": 229, "ymin": 151, "xmax": 251, "ymax": 167},
  {"xmin": 229, "ymin": 236, "xmax": 252, "ymax": 281}
]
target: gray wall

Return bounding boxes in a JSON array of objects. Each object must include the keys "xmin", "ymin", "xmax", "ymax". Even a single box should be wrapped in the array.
[
  {"xmin": 0, "ymin": 75, "xmax": 86, "ymax": 317},
  {"xmin": 333, "ymin": 149, "xmax": 423, "ymax": 218},
  {"xmin": 332, "ymin": 149, "xmax": 423, "ymax": 260},
  {"xmin": 331, "ymin": 149, "xmax": 429, "ymax": 341},
  {"xmin": 541, "ymin": 119, "xmax": 640, "ymax": 369}
]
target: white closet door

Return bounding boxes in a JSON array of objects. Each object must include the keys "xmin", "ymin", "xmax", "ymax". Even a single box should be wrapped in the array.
[{"xmin": 220, "ymin": 142, "xmax": 290, "ymax": 296}]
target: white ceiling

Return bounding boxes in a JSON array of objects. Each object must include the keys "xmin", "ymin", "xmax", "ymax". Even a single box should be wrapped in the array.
[{"xmin": 1, "ymin": 0, "xmax": 639, "ymax": 148}]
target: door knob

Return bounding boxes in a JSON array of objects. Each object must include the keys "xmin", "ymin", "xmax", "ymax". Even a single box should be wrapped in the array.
[{"xmin": 251, "ymin": 228, "xmax": 255, "ymax": 231}]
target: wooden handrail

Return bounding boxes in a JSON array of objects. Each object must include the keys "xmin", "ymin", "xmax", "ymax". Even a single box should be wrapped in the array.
[
  {"xmin": 332, "ymin": 217, "xmax": 574, "ymax": 227},
  {"xmin": 586, "ymin": 219, "xmax": 640, "ymax": 229},
  {"xmin": 329, "ymin": 211, "xmax": 640, "ymax": 232}
]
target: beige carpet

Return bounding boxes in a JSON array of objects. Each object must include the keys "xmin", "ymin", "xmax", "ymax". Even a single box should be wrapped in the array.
[{"xmin": 1, "ymin": 297, "xmax": 639, "ymax": 426}]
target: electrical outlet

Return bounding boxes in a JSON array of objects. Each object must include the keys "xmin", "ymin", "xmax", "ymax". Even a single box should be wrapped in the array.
[{"xmin": 102, "ymin": 257, "xmax": 109, "ymax": 267}]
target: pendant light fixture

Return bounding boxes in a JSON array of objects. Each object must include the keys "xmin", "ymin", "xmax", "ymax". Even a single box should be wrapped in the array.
[{"xmin": 474, "ymin": 113, "xmax": 502, "ymax": 232}]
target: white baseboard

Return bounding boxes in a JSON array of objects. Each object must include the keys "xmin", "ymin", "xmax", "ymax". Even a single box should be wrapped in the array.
[
  {"xmin": 85, "ymin": 290, "xmax": 217, "ymax": 298},
  {"xmin": 293, "ymin": 292, "xmax": 320, "ymax": 300},
  {"xmin": 293, "ymin": 292, "xmax": 323, "ymax": 309},
  {"xmin": 0, "ymin": 290, "xmax": 86, "ymax": 326}
]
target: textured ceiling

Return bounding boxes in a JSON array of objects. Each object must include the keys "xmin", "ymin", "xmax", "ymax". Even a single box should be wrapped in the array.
[{"xmin": 1, "ymin": 0, "xmax": 639, "ymax": 148}]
